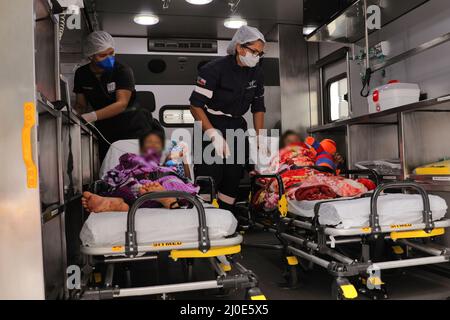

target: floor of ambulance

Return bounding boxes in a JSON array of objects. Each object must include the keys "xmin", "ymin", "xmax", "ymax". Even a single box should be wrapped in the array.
[{"xmin": 117, "ymin": 230, "xmax": 450, "ymax": 300}]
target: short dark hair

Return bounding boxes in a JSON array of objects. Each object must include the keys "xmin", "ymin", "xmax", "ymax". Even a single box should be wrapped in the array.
[
  {"xmin": 139, "ymin": 129, "xmax": 166, "ymax": 149},
  {"xmin": 280, "ymin": 130, "xmax": 301, "ymax": 148}
]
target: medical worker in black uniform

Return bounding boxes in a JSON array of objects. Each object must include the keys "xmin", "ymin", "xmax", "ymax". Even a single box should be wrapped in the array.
[
  {"xmin": 73, "ymin": 31, "xmax": 153, "ymax": 160},
  {"xmin": 189, "ymin": 26, "xmax": 266, "ymax": 212}
]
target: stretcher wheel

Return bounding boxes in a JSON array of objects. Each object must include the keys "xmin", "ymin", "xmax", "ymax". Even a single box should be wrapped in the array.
[
  {"xmin": 286, "ymin": 265, "xmax": 299, "ymax": 288},
  {"xmin": 183, "ymin": 259, "xmax": 195, "ymax": 282},
  {"xmin": 357, "ymin": 276, "xmax": 388, "ymax": 300},
  {"xmin": 93, "ymin": 272, "xmax": 102, "ymax": 284},
  {"xmin": 331, "ymin": 279, "xmax": 358, "ymax": 300},
  {"xmin": 246, "ymin": 287, "xmax": 267, "ymax": 300},
  {"xmin": 214, "ymin": 285, "xmax": 232, "ymax": 298},
  {"xmin": 124, "ymin": 267, "xmax": 132, "ymax": 288},
  {"xmin": 281, "ymin": 259, "xmax": 300, "ymax": 289},
  {"xmin": 331, "ymin": 282, "xmax": 343, "ymax": 300},
  {"xmin": 358, "ymin": 286, "xmax": 388, "ymax": 300},
  {"xmin": 213, "ymin": 273, "xmax": 232, "ymax": 298}
]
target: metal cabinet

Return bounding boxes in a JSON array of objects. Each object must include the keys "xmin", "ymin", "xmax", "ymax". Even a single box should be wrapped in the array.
[
  {"xmin": 0, "ymin": 0, "xmax": 46, "ymax": 299},
  {"xmin": 37, "ymin": 101, "xmax": 67, "ymax": 300},
  {"xmin": 0, "ymin": 0, "xmax": 100, "ymax": 299},
  {"xmin": 35, "ymin": 100, "xmax": 100, "ymax": 299}
]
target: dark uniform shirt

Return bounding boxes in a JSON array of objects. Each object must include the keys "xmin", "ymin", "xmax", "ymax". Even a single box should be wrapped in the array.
[
  {"xmin": 189, "ymin": 55, "xmax": 265, "ymax": 117},
  {"xmin": 73, "ymin": 61, "xmax": 140, "ymax": 161},
  {"xmin": 190, "ymin": 55, "xmax": 265, "ymax": 199},
  {"xmin": 73, "ymin": 61, "xmax": 136, "ymax": 109}
]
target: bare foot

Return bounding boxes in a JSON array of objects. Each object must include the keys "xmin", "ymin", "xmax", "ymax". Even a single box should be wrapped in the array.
[
  {"xmin": 82, "ymin": 192, "xmax": 129, "ymax": 213},
  {"xmin": 139, "ymin": 182, "xmax": 178, "ymax": 209}
]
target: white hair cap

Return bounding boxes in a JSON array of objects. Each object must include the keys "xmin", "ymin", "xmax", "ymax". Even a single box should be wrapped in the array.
[
  {"xmin": 226, "ymin": 25, "xmax": 266, "ymax": 55},
  {"xmin": 84, "ymin": 31, "xmax": 115, "ymax": 57}
]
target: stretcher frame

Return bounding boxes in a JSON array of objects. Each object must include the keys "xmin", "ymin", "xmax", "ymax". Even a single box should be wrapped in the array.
[
  {"xmin": 245, "ymin": 170, "xmax": 450, "ymax": 299},
  {"xmin": 76, "ymin": 191, "xmax": 265, "ymax": 300}
]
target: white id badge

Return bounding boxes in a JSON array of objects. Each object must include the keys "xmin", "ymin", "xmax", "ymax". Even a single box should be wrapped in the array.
[{"xmin": 107, "ymin": 82, "xmax": 116, "ymax": 93}]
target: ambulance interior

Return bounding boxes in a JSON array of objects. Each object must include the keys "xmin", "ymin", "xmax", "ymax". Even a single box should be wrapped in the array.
[{"xmin": 2, "ymin": 0, "xmax": 450, "ymax": 300}]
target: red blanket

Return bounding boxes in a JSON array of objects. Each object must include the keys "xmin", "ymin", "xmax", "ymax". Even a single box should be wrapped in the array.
[
  {"xmin": 292, "ymin": 175, "xmax": 368, "ymax": 201},
  {"xmin": 295, "ymin": 185, "xmax": 337, "ymax": 201},
  {"xmin": 252, "ymin": 142, "xmax": 371, "ymax": 209}
]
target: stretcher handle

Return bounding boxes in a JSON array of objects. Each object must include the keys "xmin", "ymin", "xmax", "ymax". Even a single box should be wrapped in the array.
[
  {"xmin": 250, "ymin": 173, "xmax": 285, "ymax": 197},
  {"xmin": 370, "ymin": 182, "xmax": 433, "ymax": 233},
  {"xmin": 341, "ymin": 169, "xmax": 381, "ymax": 186},
  {"xmin": 195, "ymin": 176, "xmax": 217, "ymax": 204},
  {"xmin": 22, "ymin": 102, "xmax": 38, "ymax": 188},
  {"xmin": 125, "ymin": 191, "xmax": 210, "ymax": 257}
]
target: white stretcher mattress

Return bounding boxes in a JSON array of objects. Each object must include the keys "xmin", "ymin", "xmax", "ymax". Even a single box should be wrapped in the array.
[
  {"xmin": 80, "ymin": 207, "xmax": 237, "ymax": 247},
  {"xmin": 288, "ymin": 194, "xmax": 448, "ymax": 229}
]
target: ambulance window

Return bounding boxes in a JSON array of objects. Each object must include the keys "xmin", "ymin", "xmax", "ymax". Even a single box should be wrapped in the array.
[
  {"xmin": 160, "ymin": 106, "xmax": 195, "ymax": 127},
  {"xmin": 327, "ymin": 75, "xmax": 348, "ymax": 122}
]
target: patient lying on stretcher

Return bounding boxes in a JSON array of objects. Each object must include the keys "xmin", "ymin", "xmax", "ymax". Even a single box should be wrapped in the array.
[
  {"xmin": 82, "ymin": 130, "xmax": 199, "ymax": 213},
  {"xmin": 252, "ymin": 136, "xmax": 377, "ymax": 210}
]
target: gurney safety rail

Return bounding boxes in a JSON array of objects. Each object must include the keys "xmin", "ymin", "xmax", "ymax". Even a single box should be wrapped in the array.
[
  {"xmin": 125, "ymin": 191, "xmax": 210, "ymax": 257},
  {"xmin": 371, "ymin": 182, "xmax": 434, "ymax": 233}
]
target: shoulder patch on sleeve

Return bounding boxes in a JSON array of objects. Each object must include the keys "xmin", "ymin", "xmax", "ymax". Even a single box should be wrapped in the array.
[{"xmin": 197, "ymin": 77, "xmax": 207, "ymax": 86}]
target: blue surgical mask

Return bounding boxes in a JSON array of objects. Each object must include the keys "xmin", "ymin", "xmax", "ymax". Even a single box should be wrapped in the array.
[{"xmin": 96, "ymin": 56, "xmax": 115, "ymax": 71}]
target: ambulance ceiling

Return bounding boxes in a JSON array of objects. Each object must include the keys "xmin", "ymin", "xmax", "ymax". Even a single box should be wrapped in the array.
[{"xmin": 87, "ymin": 0, "xmax": 303, "ymax": 41}]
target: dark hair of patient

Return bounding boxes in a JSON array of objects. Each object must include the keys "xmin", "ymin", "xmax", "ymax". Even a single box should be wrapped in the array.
[{"xmin": 139, "ymin": 129, "xmax": 166, "ymax": 149}]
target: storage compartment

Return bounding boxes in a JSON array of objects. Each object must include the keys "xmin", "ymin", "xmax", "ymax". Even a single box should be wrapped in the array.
[
  {"xmin": 34, "ymin": 0, "xmax": 57, "ymax": 102},
  {"xmin": 37, "ymin": 103, "xmax": 67, "ymax": 300},
  {"xmin": 354, "ymin": 159, "xmax": 402, "ymax": 176},
  {"xmin": 61, "ymin": 114, "xmax": 83, "ymax": 199},
  {"xmin": 42, "ymin": 214, "xmax": 66, "ymax": 299},
  {"xmin": 348, "ymin": 124, "xmax": 400, "ymax": 179},
  {"xmin": 403, "ymin": 110, "xmax": 450, "ymax": 190},
  {"xmin": 92, "ymin": 136, "xmax": 100, "ymax": 180},
  {"xmin": 37, "ymin": 105, "xmax": 62, "ymax": 210},
  {"xmin": 65, "ymin": 199, "xmax": 84, "ymax": 267},
  {"xmin": 368, "ymin": 82, "xmax": 420, "ymax": 113},
  {"xmin": 81, "ymin": 130, "xmax": 92, "ymax": 187}
]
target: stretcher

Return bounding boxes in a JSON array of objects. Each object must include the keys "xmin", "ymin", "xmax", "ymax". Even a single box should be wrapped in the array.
[
  {"xmin": 74, "ymin": 140, "xmax": 265, "ymax": 300},
  {"xmin": 80, "ymin": 205, "xmax": 237, "ymax": 250},
  {"xmin": 245, "ymin": 170, "xmax": 450, "ymax": 300}
]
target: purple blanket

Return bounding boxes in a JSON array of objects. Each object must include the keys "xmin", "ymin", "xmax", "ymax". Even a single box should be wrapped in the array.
[{"xmin": 102, "ymin": 150, "xmax": 199, "ymax": 206}]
